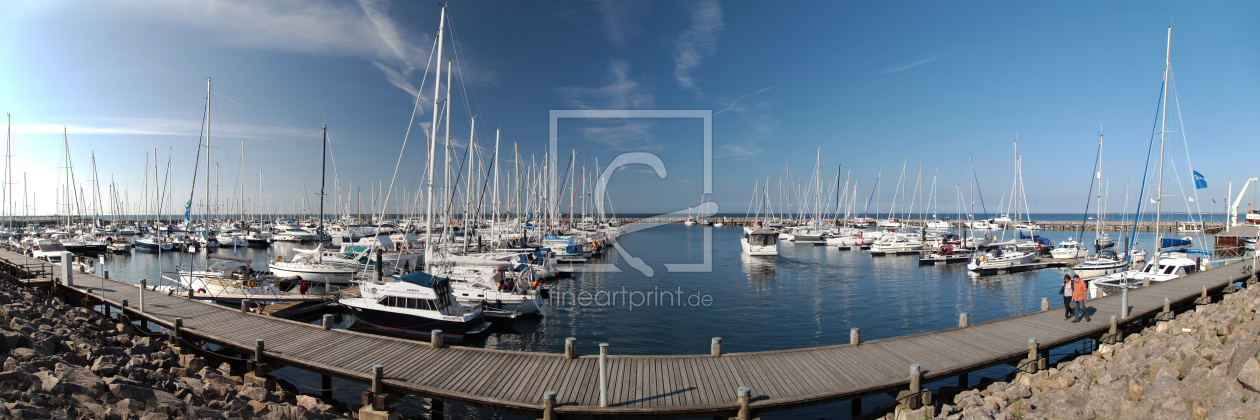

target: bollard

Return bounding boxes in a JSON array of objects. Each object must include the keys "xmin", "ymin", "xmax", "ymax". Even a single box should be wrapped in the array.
[
  {"xmin": 1201, "ymin": 285, "xmax": 1208, "ymax": 299},
  {"xmin": 139, "ymin": 279, "xmax": 146, "ymax": 313},
  {"xmin": 565, "ymin": 337, "xmax": 577, "ymax": 360},
  {"xmin": 371, "ymin": 364, "xmax": 384, "ymax": 394},
  {"xmin": 1041, "ymin": 297, "xmax": 1049, "ymax": 311},
  {"xmin": 1143, "ymin": 278, "xmax": 1150, "ymax": 287},
  {"xmin": 431, "ymin": 329, "xmax": 444, "ymax": 349},
  {"xmin": 541, "ymin": 390, "xmax": 557, "ymax": 420},
  {"xmin": 254, "ymin": 339, "xmax": 265, "ymax": 375},
  {"xmin": 598, "ymin": 343, "xmax": 609, "ymax": 407},
  {"xmin": 104, "ymin": 271, "xmax": 109, "ymax": 280},
  {"xmin": 322, "ymin": 314, "xmax": 333, "ymax": 330},
  {"xmin": 1026, "ymin": 338, "xmax": 1039, "ymax": 373},
  {"xmin": 1163, "ymin": 297, "xmax": 1170, "ymax": 313},
  {"xmin": 187, "ymin": 288, "xmax": 194, "ymax": 300},
  {"xmin": 1110, "ymin": 314, "xmax": 1118, "ymax": 335},
  {"xmin": 909, "ymin": 364, "xmax": 921, "ymax": 395},
  {"xmin": 1121, "ymin": 288, "xmax": 1129, "ymax": 318},
  {"xmin": 736, "ymin": 386, "xmax": 752, "ymax": 420},
  {"xmin": 711, "ymin": 337, "xmax": 722, "ymax": 357},
  {"xmin": 959, "ymin": 313, "xmax": 969, "ymax": 328},
  {"xmin": 241, "ymin": 299, "xmax": 250, "ymax": 314},
  {"xmin": 850, "ymin": 328, "xmax": 860, "ymax": 346},
  {"xmin": 173, "ymin": 317, "xmax": 183, "ymax": 347}
]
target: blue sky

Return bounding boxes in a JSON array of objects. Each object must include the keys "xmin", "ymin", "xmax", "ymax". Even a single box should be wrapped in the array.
[{"xmin": 1, "ymin": 1, "xmax": 1257, "ymax": 218}]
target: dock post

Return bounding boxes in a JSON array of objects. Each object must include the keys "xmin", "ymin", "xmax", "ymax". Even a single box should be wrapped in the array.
[
  {"xmin": 430, "ymin": 330, "xmax": 444, "ymax": 349},
  {"xmin": 850, "ymin": 397, "xmax": 862, "ymax": 417},
  {"xmin": 187, "ymin": 288, "xmax": 194, "ymax": 300},
  {"xmin": 322, "ymin": 314, "xmax": 333, "ymax": 330},
  {"xmin": 1201, "ymin": 284, "xmax": 1208, "ymax": 303},
  {"xmin": 850, "ymin": 328, "xmax": 860, "ymax": 346},
  {"xmin": 59, "ymin": 252, "xmax": 74, "ymax": 287},
  {"xmin": 1026, "ymin": 338, "xmax": 1039, "ymax": 374},
  {"xmin": 598, "ymin": 343, "xmax": 609, "ymax": 407},
  {"xmin": 564, "ymin": 337, "xmax": 577, "ymax": 360},
  {"xmin": 254, "ymin": 339, "xmax": 265, "ymax": 376},
  {"xmin": 122, "ymin": 299, "xmax": 128, "ymax": 309},
  {"xmin": 431, "ymin": 399, "xmax": 445, "ymax": 420},
  {"xmin": 1041, "ymin": 297, "xmax": 1048, "ymax": 311},
  {"xmin": 1121, "ymin": 288, "xmax": 1129, "ymax": 318},
  {"xmin": 1163, "ymin": 297, "xmax": 1170, "ymax": 313},
  {"xmin": 322, "ymin": 375, "xmax": 332, "ymax": 401},
  {"xmin": 173, "ymin": 318, "xmax": 183, "ymax": 349},
  {"xmin": 372, "ymin": 363, "xmax": 384, "ymax": 394},
  {"xmin": 958, "ymin": 372, "xmax": 967, "ymax": 388},
  {"xmin": 959, "ymin": 313, "xmax": 969, "ymax": 327},
  {"xmin": 541, "ymin": 390, "xmax": 557, "ymax": 420},
  {"xmin": 711, "ymin": 337, "xmax": 722, "ymax": 357},
  {"xmin": 241, "ymin": 299, "xmax": 250, "ymax": 314},
  {"xmin": 1143, "ymin": 278, "xmax": 1150, "ymax": 287},
  {"xmin": 736, "ymin": 386, "xmax": 752, "ymax": 420},
  {"xmin": 1109, "ymin": 314, "xmax": 1118, "ymax": 335},
  {"xmin": 139, "ymin": 279, "xmax": 146, "ymax": 313},
  {"xmin": 909, "ymin": 364, "xmax": 921, "ymax": 395}
]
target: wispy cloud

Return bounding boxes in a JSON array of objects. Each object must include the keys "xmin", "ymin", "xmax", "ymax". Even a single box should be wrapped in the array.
[
  {"xmin": 715, "ymin": 86, "xmax": 772, "ymax": 115},
  {"xmin": 578, "ymin": 120, "xmax": 660, "ymax": 151},
  {"xmin": 670, "ymin": 0, "xmax": 723, "ymax": 96},
  {"xmin": 559, "ymin": 59, "xmax": 654, "ymax": 109},
  {"xmin": 714, "ymin": 88, "xmax": 777, "ymax": 160},
  {"xmin": 11, "ymin": 118, "xmax": 314, "ymax": 140},
  {"xmin": 213, "ymin": 92, "xmax": 244, "ymax": 108},
  {"xmin": 879, "ymin": 53, "xmax": 943, "ymax": 74},
  {"xmin": 592, "ymin": 0, "xmax": 650, "ymax": 48}
]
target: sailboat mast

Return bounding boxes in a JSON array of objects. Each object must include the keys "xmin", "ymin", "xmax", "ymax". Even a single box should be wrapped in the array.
[
  {"xmin": 1154, "ymin": 26, "xmax": 1171, "ymax": 251},
  {"xmin": 319, "ymin": 125, "xmax": 327, "ymax": 239},
  {"xmin": 425, "ymin": 5, "xmax": 447, "ymax": 272},
  {"xmin": 204, "ymin": 77, "xmax": 212, "ymax": 228}
]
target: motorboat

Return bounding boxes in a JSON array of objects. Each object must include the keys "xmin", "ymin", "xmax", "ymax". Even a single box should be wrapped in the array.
[
  {"xmin": 31, "ymin": 239, "xmax": 69, "ymax": 263},
  {"xmin": 741, "ymin": 227, "xmax": 779, "ymax": 256},
  {"xmin": 1087, "ymin": 255, "xmax": 1200, "ymax": 298},
  {"xmin": 134, "ymin": 235, "xmax": 174, "ymax": 251},
  {"xmin": 918, "ymin": 243, "xmax": 971, "ymax": 264},
  {"xmin": 339, "ymin": 271, "xmax": 490, "ymax": 343},
  {"xmin": 442, "ymin": 263, "xmax": 546, "ymax": 317},
  {"xmin": 106, "ymin": 238, "xmax": 132, "ymax": 253},
  {"xmin": 1049, "ymin": 238, "xmax": 1088, "ymax": 259},
  {"xmin": 869, "ymin": 232, "xmax": 924, "ymax": 256},
  {"xmin": 269, "ymin": 245, "xmax": 358, "ymax": 295},
  {"xmin": 967, "ymin": 246, "xmax": 1035, "ymax": 271},
  {"xmin": 272, "ymin": 225, "xmax": 317, "ymax": 242}
]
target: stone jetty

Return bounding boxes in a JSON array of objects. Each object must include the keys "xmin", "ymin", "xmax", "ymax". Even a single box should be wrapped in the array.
[
  {"xmin": 922, "ymin": 278, "xmax": 1260, "ymax": 420},
  {"xmin": 0, "ymin": 279, "xmax": 349, "ymax": 419}
]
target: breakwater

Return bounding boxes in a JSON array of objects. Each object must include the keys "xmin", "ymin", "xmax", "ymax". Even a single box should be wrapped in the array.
[{"xmin": 927, "ymin": 275, "xmax": 1260, "ymax": 420}]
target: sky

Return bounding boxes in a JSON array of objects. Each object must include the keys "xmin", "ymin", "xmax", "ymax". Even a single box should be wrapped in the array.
[{"xmin": 1, "ymin": 0, "xmax": 1258, "ymax": 219}]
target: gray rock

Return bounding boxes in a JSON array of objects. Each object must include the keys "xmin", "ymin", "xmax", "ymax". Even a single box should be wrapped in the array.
[
  {"xmin": 1238, "ymin": 357, "xmax": 1260, "ymax": 391},
  {"xmin": 9, "ymin": 347, "xmax": 36, "ymax": 361},
  {"xmin": 238, "ymin": 384, "xmax": 276, "ymax": 402},
  {"xmin": 110, "ymin": 383, "xmax": 155, "ymax": 402},
  {"xmin": 35, "ymin": 370, "xmax": 62, "ymax": 393},
  {"xmin": 55, "ymin": 362, "xmax": 105, "ymax": 398}
]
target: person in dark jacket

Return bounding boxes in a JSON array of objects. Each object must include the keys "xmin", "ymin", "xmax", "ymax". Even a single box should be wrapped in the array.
[{"xmin": 1060, "ymin": 275, "xmax": 1073, "ymax": 320}]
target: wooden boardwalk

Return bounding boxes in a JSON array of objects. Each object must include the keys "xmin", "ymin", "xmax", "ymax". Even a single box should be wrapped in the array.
[{"xmin": 6, "ymin": 248, "xmax": 1253, "ymax": 418}]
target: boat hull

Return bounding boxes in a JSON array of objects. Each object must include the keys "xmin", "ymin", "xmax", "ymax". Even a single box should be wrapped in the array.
[{"xmin": 345, "ymin": 306, "xmax": 488, "ymax": 343}]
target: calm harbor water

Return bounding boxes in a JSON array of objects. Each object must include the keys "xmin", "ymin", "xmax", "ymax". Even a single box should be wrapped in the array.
[{"xmin": 90, "ymin": 224, "xmax": 1213, "ymax": 419}]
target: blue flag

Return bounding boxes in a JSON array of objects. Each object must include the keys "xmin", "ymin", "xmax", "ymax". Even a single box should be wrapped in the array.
[{"xmin": 1193, "ymin": 171, "xmax": 1207, "ymax": 189}]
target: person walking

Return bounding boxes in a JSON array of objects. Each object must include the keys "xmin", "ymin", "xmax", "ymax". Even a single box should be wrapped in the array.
[
  {"xmin": 1072, "ymin": 274, "xmax": 1090, "ymax": 322},
  {"xmin": 1060, "ymin": 275, "xmax": 1074, "ymax": 320}
]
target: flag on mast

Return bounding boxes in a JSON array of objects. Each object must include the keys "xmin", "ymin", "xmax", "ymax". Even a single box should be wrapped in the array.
[{"xmin": 1193, "ymin": 171, "xmax": 1208, "ymax": 189}]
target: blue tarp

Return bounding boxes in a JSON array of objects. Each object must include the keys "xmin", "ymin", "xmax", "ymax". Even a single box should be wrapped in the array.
[
  {"xmin": 397, "ymin": 271, "xmax": 441, "ymax": 287},
  {"xmin": 1160, "ymin": 237, "xmax": 1192, "ymax": 249}
]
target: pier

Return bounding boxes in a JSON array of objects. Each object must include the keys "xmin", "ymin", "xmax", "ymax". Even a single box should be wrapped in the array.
[
  {"xmin": 4, "ymin": 247, "xmax": 1253, "ymax": 419},
  {"xmin": 619, "ymin": 217, "xmax": 1226, "ymax": 233}
]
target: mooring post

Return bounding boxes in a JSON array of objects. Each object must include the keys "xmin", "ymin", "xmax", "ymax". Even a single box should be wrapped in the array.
[
  {"xmin": 173, "ymin": 317, "xmax": 183, "ymax": 348},
  {"xmin": 371, "ymin": 364, "xmax": 384, "ymax": 394},
  {"xmin": 430, "ymin": 329, "xmax": 444, "ymax": 349},
  {"xmin": 241, "ymin": 299, "xmax": 250, "ymax": 314},
  {"xmin": 1109, "ymin": 314, "xmax": 1118, "ymax": 335},
  {"xmin": 711, "ymin": 337, "xmax": 722, "ymax": 357},
  {"xmin": 187, "ymin": 288, "xmax": 194, "ymax": 300},
  {"xmin": 1026, "ymin": 337, "xmax": 1039, "ymax": 373},
  {"xmin": 139, "ymin": 279, "xmax": 146, "ymax": 313},
  {"xmin": 850, "ymin": 397, "xmax": 862, "ymax": 417},
  {"xmin": 322, "ymin": 375, "xmax": 332, "ymax": 401},
  {"xmin": 431, "ymin": 399, "xmax": 445, "ymax": 420},
  {"xmin": 541, "ymin": 390, "xmax": 557, "ymax": 420},
  {"xmin": 254, "ymin": 339, "xmax": 265, "ymax": 376},
  {"xmin": 958, "ymin": 372, "xmax": 968, "ymax": 388},
  {"xmin": 850, "ymin": 328, "xmax": 860, "ymax": 346},
  {"xmin": 736, "ymin": 386, "xmax": 752, "ymax": 420},
  {"xmin": 598, "ymin": 343, "xmax": 609, "ymax": 407},
  {"xmin": 564, "ymin": 337, "xmax": 577, "ymax": 360},
  {"xmin": 1121, "ymin": 288, "xmax": 1129, "ymax": 318},
  {"xmin": 1201, "ymin": 284, "xmax": 1208, "ymax": 300},
  {"xmin": 1041, "ymin": 297, "xmax": 1049, "ymax": 311},
  {"xmin": 322, "ymin": 314, "xmax": 333, "ymax": 330},
  {"xmin": 1163, "ymin": 297, "xmax": 1170, "ymax": 313},
  {"xmin": 959, "ymin": 313, "xmax": 969, "ymax": 327},
  {"xmin": 1143, "ymin": 278, "xmax": 1151, "ymax": 287}
]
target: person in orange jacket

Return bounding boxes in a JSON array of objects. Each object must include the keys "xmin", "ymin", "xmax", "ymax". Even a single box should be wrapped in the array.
[{"xmin": 1071, "ymin": 274, "xmax": 1090, "ymax": 322}]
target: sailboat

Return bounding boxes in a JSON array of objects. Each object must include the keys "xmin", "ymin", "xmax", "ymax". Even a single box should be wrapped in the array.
[
  {"xmin": 1070, "ymin": 133, "xmax": 1128, "ymax": 275},
  {"xmin": 741, "ymin": 182, "xmax": 779, "ymax": 256},
  {"xmin": 969, "ymin": 141, "xmax": 1036, "ymax": 271},
  {"xmin": 1089, "ymin": 27, "xmax": 1205, "ymax": 298}
]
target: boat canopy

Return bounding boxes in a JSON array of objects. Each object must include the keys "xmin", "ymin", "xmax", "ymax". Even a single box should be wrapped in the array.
[
  {"xmin": 398, "ymin": 271, "xmax": 441, "ymax": 287},
  {"xmin": 1159, "ymin": 237, "xmax": 1192, "ymax": 251}
]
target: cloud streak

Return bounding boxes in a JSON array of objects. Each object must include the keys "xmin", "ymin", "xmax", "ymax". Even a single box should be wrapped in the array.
[
  {"xmin": 670, "ymin": 0, "xmax": 723, "ymax": 96},
  {"xmin": 879, "ymin": 53, "xmax": 943, "ymax": 74},
  {"xmin": 592, "ymin": 0, "xmax": 650, "ymax": 48},
  {"xmin": 11, "ymin": 118, "xmax": 315, "ymax": 140}
]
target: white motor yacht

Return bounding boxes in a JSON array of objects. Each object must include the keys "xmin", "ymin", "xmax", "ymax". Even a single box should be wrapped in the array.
[
  {"xmin": 741, "ymin": 227, "xmax": 779, "ymax": 256},
  {"xmin": 339, "ymin": 271, "xmax": 490, "ymax": 343},
  {"xmin": 869, "ymin": 233, "xmax": 924, "ymax": 256},
  {"xmin": 967, "ymin": 246, "xmax": 1036, "ymax": 271},
  {"xmin": 1050, "ymin": 238, "xmax": 1088, "ymax": 259},
  {"xmin": 269, "ymin": 245, "xmax": 358, "ymax": 295},
  {"xmin": 1088, "ymin": 255, "xmax": 1200, "ymax": 298}
]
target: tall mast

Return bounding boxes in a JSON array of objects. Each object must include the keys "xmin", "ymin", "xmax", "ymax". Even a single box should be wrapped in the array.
[
  {"xmin": 318, "ymin": 125, "xmax": 327, "ymax": 239},
  {"xmin": 204, "ymin": 77, "xmax": 212, "ymax": 228},
  {"xmin": 1154, "ymin": 26, "xmax": 1171, "ymax": 251},
  {"xmin": 424, "ymin": 5, "xmax": 447, "ymax": 271},
  {"xmin": 493, "ymin": 128, "xmax": 500, "ymax": 227},
  {"xmin": 1096, "ymin": 133, "xmax": 1104, "ymax": 239}
]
